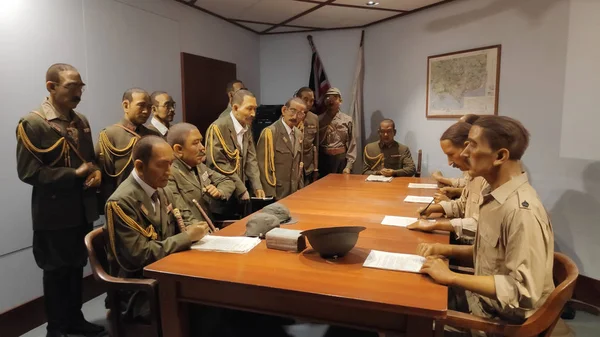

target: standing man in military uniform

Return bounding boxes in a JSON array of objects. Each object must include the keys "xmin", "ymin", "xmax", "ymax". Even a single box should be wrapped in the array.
[
  {"xmin": 362, "ymin": 119, "xmax": 415, "ymax": 177},
  {"xmin": 257, "ymin": 98, "xmax": 305, "ymax": 200},
  {"xmin": 318, "ymin": 87, "xmax": 357, "ymax": 177},
  {"xmin": 105, "ymin": 136, "xmax": 208, "ymax": 321},
  {"xmin": 16, "ymin": 63, "xmax": 105, "ymax": 337},
  {"xmin": 295, "ymin": 87, "xmax": 319, "ymax": 185},
  {"xmin": 417, "ymin": 116, "xmax": 554, "ymax": 333},
  {"xmin": 147, "ymin": 91, "xmax": 176, "ymax": 138},
  {"xmin": 166, "ymin": 123, "xmax": 236, "ymax": 224},
  {"xmin": 218, "ymin": 79, "xmax": 246, "ymax": 119},
  {"xmin": 96, "ymin": 88, "xmax": 161, "ymax": 205},
  {"xmin": 205, "ymin": 90, "xmax": 265, "ymax": 218}
]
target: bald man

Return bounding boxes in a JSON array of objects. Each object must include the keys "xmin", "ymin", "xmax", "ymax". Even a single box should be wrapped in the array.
[
  {"xmin": 257, "ymin": 98, "xmax": 304, "ymax": 200},
  {"xmin": 363, "ymin": 119, "xmax": 415, "ymax": 177},
  {"xmin": 96, "ymin": 88, "xmax": 161, "ymax": 205},
  {"xmin": 166, "ymin": 123, "xmax": 236, "ymax": 224}
]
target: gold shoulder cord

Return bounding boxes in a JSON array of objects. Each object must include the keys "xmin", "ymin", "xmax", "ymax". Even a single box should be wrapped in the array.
[
  {"xmin": 364, "ymin": 147, "xmax": 384, "ymax": 171},
  {"xmin": 98, "ymin": 130, "xmax": 138, "ymax": 177},
  {"xmin": 261, "ymin": 128, "xmax": 276, "ymax": 187},
  {"xmin": 17, "ymin": 119, "xmax": 86, "ymax": 167},
  {"xmin": 206, "ymin": 124, "xmax": 240, "ymax": 175},
  {"xmin": 106, "ymin": 201, "xmax": 158, "ymax": 273}
]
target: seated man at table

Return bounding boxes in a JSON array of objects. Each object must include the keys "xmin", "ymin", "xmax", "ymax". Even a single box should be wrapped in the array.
[
  {"xmin": 407, "ymin": 122, "xmax": 488, "ymax": 244},
  {"xmin": 362, "ymin": 119, "xmax": 415, "ymax": 177},
  {"xmin": 104, "ymin": 135, "xmax": 209, "ymax": 321},
  {"xmin": 166, "ymin": 123, "xmax": 236, "ymax": 224},
  {"xmin": 416, "ymin": 116, "xmax": 554, "ymax": 335}
]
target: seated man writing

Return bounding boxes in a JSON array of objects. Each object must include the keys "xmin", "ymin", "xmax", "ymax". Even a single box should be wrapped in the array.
[
  {"xmin": 362, "ymin": 119, "xmax": 415, "ymax": 177},
  {"xmin": 104, "ymin": 135, "xmax": 208, "ymax": 321},
  {"xmin": 417, "ymin": 116, "xmax": 554, "ymax": 335},
  {"xmin": 407, "ymin": 122, "xmax": 488, "ymax": 244},
  {"xmin": 166, "ymin": 123, "xmax": 236, "ymax": 225}
]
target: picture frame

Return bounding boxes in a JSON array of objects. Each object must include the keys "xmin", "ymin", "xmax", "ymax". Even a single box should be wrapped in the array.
[{"xmin": 426, "ymin": 45, "xmax": 501, "ymax": 118}]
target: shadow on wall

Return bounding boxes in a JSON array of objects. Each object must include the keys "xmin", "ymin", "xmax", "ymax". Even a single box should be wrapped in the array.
[
  {"xmin": 549, "ymin": 161, "xmax": 600, "ymax": 275},
  {"xmin": 426, "ymin": 0, "xmax": 565, "ymax": 33},
  {"xmin": 365, "ymin": 110, "xmax": 385, "ymax": 145}
]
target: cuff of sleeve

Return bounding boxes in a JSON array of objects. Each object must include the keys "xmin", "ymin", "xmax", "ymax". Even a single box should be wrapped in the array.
[
  {"xmin": 449, "ymin": 218, "xmax": 463, "ymax": 239},
  {"xmin": 494, "ymin": 275, "xmax": 520, "ymax": 309},
  {"xmin": 439, "ymin": 200, "xmax": 455, "ymax": 217},
  {"xmin": 174, "ymin": 232, "xmax": 194, "ymax": 250}
]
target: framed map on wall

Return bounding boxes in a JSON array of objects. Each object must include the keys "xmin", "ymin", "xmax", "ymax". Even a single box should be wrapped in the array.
[{"xmin": 426, "ymin": 45, "xmax": 501, "ymax": 118}]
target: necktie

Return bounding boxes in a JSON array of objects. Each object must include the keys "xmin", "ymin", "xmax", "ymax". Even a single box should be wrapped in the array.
[
  {"xmin": 290, "ymin": 131, "xmax": 295, "ymax": 153},
  {"xmin": 151, "ymin": 191, "xmax": 159, "ymax": 213}
]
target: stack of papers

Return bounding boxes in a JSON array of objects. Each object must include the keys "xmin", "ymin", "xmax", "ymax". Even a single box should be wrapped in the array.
[
  {"xmin": 191, "ymin": 235, "xmax": 261, "ymax": 254},
  {"xmin": 365, "ymin": 175, "xmax": 393, "ymax": 182},
  {"xmin": 403, "ymin": 195, "xmax": 434, "ymax": 203},
  {"xmin": 380, "ymin": 216, "xmax": 434, "ymax": 227},
  {"xmin": 363, "ymin": 250, "xmax": 426, "ymax": 273},
  {"xmin": 408, "ymin": 183, "xmax": 439, "ymax": 189}
]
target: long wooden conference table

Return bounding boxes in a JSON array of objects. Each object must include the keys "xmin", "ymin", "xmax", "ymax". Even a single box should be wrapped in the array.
[{"xmin": 144, "ymin": 174, "xmax": 449, "ymax": 337}]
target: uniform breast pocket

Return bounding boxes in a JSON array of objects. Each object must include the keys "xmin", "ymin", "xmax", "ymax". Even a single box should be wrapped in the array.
[
  {"xmin": 385, "ymin": 155, "xmax": 401, "ymax": 168},
  {"xmin": 477, "ymin": 225, "xmax": 501, "ymax": 275},
  {"xmin": 275, "ymin": 143, "xmax": 292, "ymax": 164}
]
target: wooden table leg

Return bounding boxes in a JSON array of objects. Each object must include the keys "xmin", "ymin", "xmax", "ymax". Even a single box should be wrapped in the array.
[
  {"xmin": 406, "ymin": 316, "xmax": 434, "ymax": 337},
  {"xmin": 158, "ymin": 279, "xmax": 189, "ymax": 337}
]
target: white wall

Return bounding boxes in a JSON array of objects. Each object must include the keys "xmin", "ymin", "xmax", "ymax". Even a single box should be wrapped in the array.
[
  {"xmin": 259, "ymin": 0, "xmax": 600, "ymax": 278},
  {"xmin": 259, "ymin": 29, "xmax": 362, "ymax": 108},
  {"xmin": 0, "ymin": 0, "xmax": 259, "ymax": 314}
]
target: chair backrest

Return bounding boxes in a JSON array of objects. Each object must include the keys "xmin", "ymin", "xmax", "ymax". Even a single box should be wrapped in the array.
[
  {"xmin": 85, "ymin": 227, "xmax": 112, "ymax": 283},
  {"xmin": 507, "ymin": 252, "xmax": 579, "ymax": 337},
  {"xmin": 415, "ymin": 149, "xmax": 422, "ymax": 177}
]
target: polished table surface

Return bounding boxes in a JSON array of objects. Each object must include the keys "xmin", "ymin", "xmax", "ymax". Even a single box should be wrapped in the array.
[{"xmin": 145, "ymin": 174, "xmax": 449, "ymax": 336}]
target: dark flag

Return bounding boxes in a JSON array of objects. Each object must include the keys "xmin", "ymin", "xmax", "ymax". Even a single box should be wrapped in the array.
[{"xmin": 308, "ymin": 35, "xmax": 331, "ymax": 115}]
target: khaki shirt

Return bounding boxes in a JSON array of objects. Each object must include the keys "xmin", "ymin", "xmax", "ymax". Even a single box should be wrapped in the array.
[
  {"xmin": 166, "ymin": 157, "xmax": 236, "ymax": 221},
  {"xmin": 468, "ymin": 173, "xmax": 554, "ymax": 323},
  {"xmin": 448, "ymin": 172, "xmax": 470, "ymax": 188},
  {"xmin": 318, "ymin": 111, "xmax": 357, "ymax": 171},
  {"xmin": 362, "ymin": 141, "xmax": 416, "ymax": 177},
  {"xmin": 16, "ymin": 98, "xmax": 99, "ymax": 230},
  {"xmin": 96, "ymin": 118, "xmax": 161, "ymax": 204},
  {"xmin": 439, "ymin": 176, "xmax": 488, "ymax": 239},
  {"xmin": 301, "ymin": 111, "xmax": 319, "ymax": 175},
  {"xmin": 257, "ymin": 119, "xmax": 304, "ymax": 200}
]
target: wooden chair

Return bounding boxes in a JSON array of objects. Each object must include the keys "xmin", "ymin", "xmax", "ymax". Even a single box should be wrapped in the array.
[
  {"xmin": 436, "ymin": 252, "xmax": 579, "ymax": 337},
  {"xmin": 415, "ymin": 149, "xmax": 422, "ymax": 177},
  {"xmin": 84, "ymin": 227, "xmax": 161, "ymax": 337}
]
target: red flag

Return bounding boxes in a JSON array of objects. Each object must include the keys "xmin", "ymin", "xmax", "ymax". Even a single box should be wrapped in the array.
[{"xmin": 308, "ymin": 35, "xmax": 331, "ymax": 115}]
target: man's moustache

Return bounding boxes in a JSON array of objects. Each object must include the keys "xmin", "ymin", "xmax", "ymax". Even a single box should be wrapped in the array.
[{"xmin": 72, "ymin": 96, "xmax": 81, "ymax": 103}]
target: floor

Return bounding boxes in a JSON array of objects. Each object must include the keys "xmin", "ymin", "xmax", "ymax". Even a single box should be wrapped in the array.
[{"xmin": 21, "ymin": 294, "xmax": 599, "ymax": 336}]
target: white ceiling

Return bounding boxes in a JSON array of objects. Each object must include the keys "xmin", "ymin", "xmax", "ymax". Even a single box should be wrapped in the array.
[{"xmin": 177, "ymin": 0, "xmax": 453, "ymax": 34}]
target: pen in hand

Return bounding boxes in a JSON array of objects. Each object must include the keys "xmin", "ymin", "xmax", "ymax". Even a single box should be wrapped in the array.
[{"xmin": 419, "ymin": 199, "xmax": 435, "ymax": 217}]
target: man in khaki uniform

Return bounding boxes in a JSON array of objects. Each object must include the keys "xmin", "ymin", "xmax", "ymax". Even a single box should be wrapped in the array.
[
  {"xmin": 105, "ymin": 136, "xmax": 208, "ymax": 321},
  {"xmin": 218, "ymin": 79, "xmax": 246, "ymax": 119},
  {"xmin": 318, "ymin": 87, "xmax": 357, "ymax": 177},
  {"xmin": 166, "ymin": 123, "xmax": 236, "ymax": 224},
  {"xmin": 295, "ymin": 87, "xmax": 319, "ymax": 185},
  {"xmin": 147, "ymin": 91, "xmax": 176, "ymax": 137},
  {"xmin": 417, "ymin": 116, "xmax": 554, "ymax": 333},
  {"xmin": 96, "ymin": 88, "xmax": 161, "ymax": 205},
  {"xmin": 362, "ymin": 119, "xmax": 415, "ymax": 177},
  {"xmin": 205, "ymin": 90, "xmax": 265, "ymax": 218},
  {"xmin": 16, "ymin": 63, "xmax": 105, "ymax": 337},
  {"xmin": 257, "ymin": 98, "xmax": 305, "ymax": 200},
  {"xmin": 408, "ymin": 122, "xmax": 488, "ymax": 244}
]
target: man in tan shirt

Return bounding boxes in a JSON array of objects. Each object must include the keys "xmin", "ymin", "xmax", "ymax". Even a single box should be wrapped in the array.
[
  {"xmin": 408, "ymin": 122, "xmax": 488, "ymax": 244},
  {"xmin": 318, "ymin": 87, "xmax": 357, "ymax": 177},
  {"xmin": 417, "ymin": 116, "xmax": 554, "ymax": 330}
]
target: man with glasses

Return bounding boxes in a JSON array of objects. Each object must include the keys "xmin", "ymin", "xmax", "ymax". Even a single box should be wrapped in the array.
[
  {"xmin": 16, "ymin": 63, "xmax": 105, "ymax": 337},
  {"xmin": 96, "ymin": 88, "xmax": 161, "ymax": 206},
  {"xmin": 147, "ymin": 91, "xmax": 176, "ymax": 137},
  {"xmin": 257, "ymin": 97, "xmax": 305, "ymax": 200},
  {"xmin": 218, "ymin": 79, "xmax": 246, "ymax": 119},
  {"xmin": 362, "ymin": 119, "xmax": 415, "ymax": 177}
]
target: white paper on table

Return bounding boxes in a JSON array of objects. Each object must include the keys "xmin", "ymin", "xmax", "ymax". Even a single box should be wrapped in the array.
[
  {"xmin": 408, "ymin": 183, "xmax": 439, "ymax": 189},
  {"xmin": 191, "ymin": 235, "xmax": 261, "ymax": 254},
  {"xmin": 381, "ymin": 216, "xmax": 434, "ymax": 227},
  {"xmin": 365, "ymin": 175, "xmax": 393, "ymax": 182},
  {"xmin": 403, "ymin": 195, "xmax": 434, "ymax": 203},
  {"xmin": 363, "ymin": 250, "xmax": 426, "ymax": 273}
]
